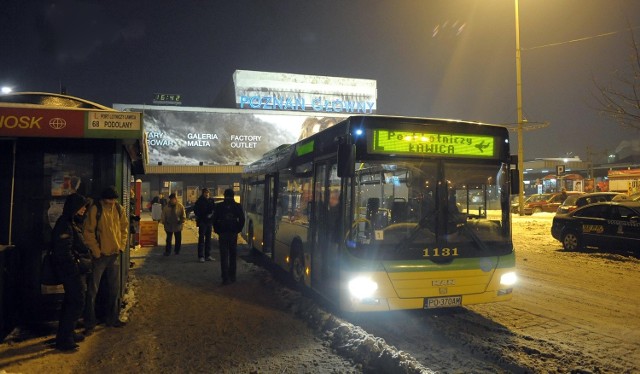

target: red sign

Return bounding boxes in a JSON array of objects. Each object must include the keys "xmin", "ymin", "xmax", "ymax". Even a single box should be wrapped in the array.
[{"xmin": 0, "ymin": 107, "xmax": 85, "ymax": 138}]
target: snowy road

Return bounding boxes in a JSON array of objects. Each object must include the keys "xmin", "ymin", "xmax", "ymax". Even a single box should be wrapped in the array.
[{"xmin": 345, "ymin": 214, "xmax": 640, "ymax": 373}]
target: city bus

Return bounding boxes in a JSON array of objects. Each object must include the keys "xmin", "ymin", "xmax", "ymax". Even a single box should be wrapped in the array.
[{"xmin": 241, "ymin": 115, "xmax": 518, "ymax": 312}]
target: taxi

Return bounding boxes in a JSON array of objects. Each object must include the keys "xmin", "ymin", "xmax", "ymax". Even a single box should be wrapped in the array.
[{"xmin": 551, "ymin": 201, "xmax": 640, "ymax": 252}]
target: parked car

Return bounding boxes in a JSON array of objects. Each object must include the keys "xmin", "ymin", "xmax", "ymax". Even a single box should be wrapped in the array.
[
  {"xmin": 523, "ymin": 191, "xmax": 583, "ymax": 215},
  {"xmin": 551, "ymin": 201, "xmax": 640, "ymax": 252},
  {"xmin": 629, "ymin": 192, "xmax": 640, "ymax": 201},
  {"xmin": 556, "ymin": 192, "xmax": 629, "ymax": 214},
  {"xmin": 513, "ymin": 194, "xmax": 549, "ymax": 214}
]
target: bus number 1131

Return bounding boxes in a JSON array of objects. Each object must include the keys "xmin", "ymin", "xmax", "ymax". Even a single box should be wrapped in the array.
[{"xmin": 422, "ymin": 247, "xmax": 459, "ymax": 257}]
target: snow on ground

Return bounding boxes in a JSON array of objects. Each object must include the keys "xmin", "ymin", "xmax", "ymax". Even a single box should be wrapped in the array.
[{"xmin": 2, "ymin": 213, "xmax": 638, "ymax": 373}]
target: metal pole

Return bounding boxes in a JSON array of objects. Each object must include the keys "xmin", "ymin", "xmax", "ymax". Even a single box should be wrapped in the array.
[
  {"xmin": 515, "ymin": 0, "xmax": 525, "ymax": 215},
  {"xmin": 8, "ymin": 140, "xmax": 16, "ymax": 244}
]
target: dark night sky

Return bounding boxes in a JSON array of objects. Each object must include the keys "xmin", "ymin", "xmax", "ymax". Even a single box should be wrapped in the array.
[{"xmin": 2, "ymin": 0, "xmax": 639, "ymax": 160}]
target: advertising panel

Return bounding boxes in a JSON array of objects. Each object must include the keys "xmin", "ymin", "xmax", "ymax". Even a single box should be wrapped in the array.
[{"xmin": 114, "ymin": 105, "xmax": 347, "ymax": 166}]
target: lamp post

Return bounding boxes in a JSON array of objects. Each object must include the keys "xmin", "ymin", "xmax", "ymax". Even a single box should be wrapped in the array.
[{"xmin": 515, "ymin": 0, "xmax": 526, "ymax": 215}]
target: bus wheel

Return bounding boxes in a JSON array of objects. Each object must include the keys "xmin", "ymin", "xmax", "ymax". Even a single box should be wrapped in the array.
[
  {"xmin": 562, "ymin": 231, "xmax": 581, "ymax": 251},
  {"xmin": 290, "ymin": 246, "xmax": 305, "ymax": 287}
]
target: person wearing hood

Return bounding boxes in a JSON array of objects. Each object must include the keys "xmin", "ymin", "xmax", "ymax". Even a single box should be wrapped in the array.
[
  {"xmin": 161, "ymin": 193, "xmax": 186, "ymax": 256},
  {"xmin": 51, "ymin": 193, "xmax": 92, "ymax": 351}
]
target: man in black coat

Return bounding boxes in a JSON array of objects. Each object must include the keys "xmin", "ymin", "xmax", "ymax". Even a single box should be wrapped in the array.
[
  {"xmin": 193, "ymin": 188, "xmax": 215, "ymax": 262},
  {"xmin": 213, "ymin": 189, "xmax": 245, "ymax": 285}
]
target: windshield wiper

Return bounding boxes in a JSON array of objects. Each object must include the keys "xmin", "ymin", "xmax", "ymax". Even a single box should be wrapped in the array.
[
  {"xmin": 393, "ymin": 211, "xmax": 437, "ymax": 251},
  {"xmin": 458, "ymin": 222, "xmax": 489, "ymax": 251}
]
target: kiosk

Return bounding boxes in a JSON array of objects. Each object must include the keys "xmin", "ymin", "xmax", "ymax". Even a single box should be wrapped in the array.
[{"xmin": 0, "ymin": 92, "xmax": 146, "ymax": 337}]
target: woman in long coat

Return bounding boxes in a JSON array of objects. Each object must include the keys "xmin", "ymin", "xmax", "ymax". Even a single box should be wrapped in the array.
[{"xmin": 51, "ymin": 193, "xmax": 92, "ymax": 351}]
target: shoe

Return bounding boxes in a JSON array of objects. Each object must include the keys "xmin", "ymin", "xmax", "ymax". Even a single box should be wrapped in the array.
[
  {"xmin": 83, "ymin": 327, "xmax": 94, "ymax": 336},
  {"xmin": 221, "ymin": 279, "xmax": 231, "ymax": 286},
  {"xmin": 206, "ymin": 256, "xmax": 214, "ymax": 261},
  {"xmin": 56, "ymin": 342, "xmax": 79, "ymax": 351},
  {"xmin": 107, "ymin": 320, "xmax": 127, "ymax": 328},
  {"xmin": 73, "ymin": 333, "xmax": 85, "ymax": 342},
  {"xmin": 199, "ymin": 257, "xmax": 205, "ymax": 262},
  {"xmin": 174, "ymin": 251, "xmax": 180, "ymax": 255}
]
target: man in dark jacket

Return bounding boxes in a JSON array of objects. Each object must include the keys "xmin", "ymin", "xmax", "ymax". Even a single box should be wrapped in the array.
[
  {"xmin": 193, "ymin": 188, "xmax": 215, "ymax": 262},
  {"xmin": 51, "ymin": 193, "xmax": 92, "ymax": 351},
  {"xmin": 213, "ymin": 189, "xmax": 245, "ymax": 285}
]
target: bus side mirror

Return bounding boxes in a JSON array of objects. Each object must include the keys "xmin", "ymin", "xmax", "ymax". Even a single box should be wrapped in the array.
[
  {"xmin": 510, "ymin": 169, "xmax": 520, "ymax": 195},
  {"xmin": 337, "ymin": 144, "xmax": 355, "ymax": 178}
]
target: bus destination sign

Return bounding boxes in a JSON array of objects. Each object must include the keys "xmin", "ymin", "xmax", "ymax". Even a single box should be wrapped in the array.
[{"xmin": 369, "ymin": 129, "xmax": 496, "ymax": 158}]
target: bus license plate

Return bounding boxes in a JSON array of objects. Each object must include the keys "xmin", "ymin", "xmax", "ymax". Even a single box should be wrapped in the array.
[{"xmin": 424, "ymin": 296, "xmax": 462, "ymax": 309}]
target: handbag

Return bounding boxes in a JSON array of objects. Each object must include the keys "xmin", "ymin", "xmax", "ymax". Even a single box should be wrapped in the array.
[
  {"xmin": 76, "ymin": 253, "xmax": 93, "ymax": 274},
  {"xmin": 41, "ymin": 251, "xmax": 61, "ymax": 285}
]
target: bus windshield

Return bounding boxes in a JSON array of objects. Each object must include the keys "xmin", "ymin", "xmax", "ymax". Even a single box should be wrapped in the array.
[{"xmin": 347, "ymin": 160, "xmax": 512, "ymax": 260}]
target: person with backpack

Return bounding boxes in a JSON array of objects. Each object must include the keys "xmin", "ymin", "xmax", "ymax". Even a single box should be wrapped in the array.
[
  {"xmin": 193, "ymin": 187, "xmax": 215, "ymax": 262},
  {"xmin": 51, "ymin": 193, "xmax": 93, "ymax": 351},
  {"xmin": 82, "ymin": 186, "xmax": 129, "ymax": 335},
  {"xmin": 161, "ymin": 193, "xmax": 186, "ymax": 256},
  {"xmin": 213, "ymin": 189, "xmax": 245, "ymax": 285}
]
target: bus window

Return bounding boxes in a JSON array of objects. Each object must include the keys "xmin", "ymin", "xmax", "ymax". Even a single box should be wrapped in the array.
[{"xmin": 348, "ymin": 160, "xmax": 511, "ymax": 260}]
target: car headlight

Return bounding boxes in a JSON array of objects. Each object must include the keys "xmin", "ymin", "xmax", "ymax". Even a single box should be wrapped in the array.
[
  {"xmin": 348, "ymin": 277, "xmax": 378, "ymax": 299},
  {"xmin": 500, "ymin": 271, "xmax": 517, "ymax": 286}
]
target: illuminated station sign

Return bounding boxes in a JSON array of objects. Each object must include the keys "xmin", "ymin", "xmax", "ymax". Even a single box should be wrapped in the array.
[{"xmin": 233, "ymin": 70, "xmax": 377, "ymax": 114}]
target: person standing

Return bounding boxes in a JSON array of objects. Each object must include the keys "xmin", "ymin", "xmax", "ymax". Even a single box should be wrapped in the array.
[
  {"xmin": 51, "ymin": 193, "xmax": 92, "ymax": 351},
  {"xmin": 161, "ymin": 193, "xmax": 186, "ymax": 256},
  {"xmin": 214, "ymin": 189, "xmax": 245, "ymax": 285},
  {"xmin": 83, "ymin": 186, "xmax": 128, "ymax": 334},
  {"xmin": 150, "ymin": 192, "xmax": 167, "ymax": 207},
  {"xmin": 193, "ymin": 188, "xmax": 215, "ymax": 262}
]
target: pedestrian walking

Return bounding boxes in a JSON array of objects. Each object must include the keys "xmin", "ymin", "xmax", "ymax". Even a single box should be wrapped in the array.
[
  {"xmin": 51, "ymin": 193, "xmax": 93, "ymax": 351},
  {"xmin": 82, "ymin": 186, "xmax": 129, "ymax": 335},
  {"xmin": 213, "ymin": 189, "xmax": 245, "ymax": 285},
  {"xmin": 193, "ymin": 187, "xmax": 215, "ymax": 262},
  {"xmin": 161, "ymin": 192, "xmax": 186, "ymax": 256}
]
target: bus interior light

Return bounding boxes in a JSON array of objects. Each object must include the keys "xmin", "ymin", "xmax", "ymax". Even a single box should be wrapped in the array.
[
  {"xmin": 500, "ymin": 271, "xmax": 517, "ymax": 286},
  {"xmin": 348, "ymin": 277, "xmax": 378, "ymax": 299},
  {"xmin": 354, "ymin": 128, "xmax": 364, "ymax": 136}
]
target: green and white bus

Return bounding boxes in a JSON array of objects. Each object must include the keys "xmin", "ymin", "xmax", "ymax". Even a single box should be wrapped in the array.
[{"xmin": 242, "ymin": 115, "xmax": 518, "ymax": 312}]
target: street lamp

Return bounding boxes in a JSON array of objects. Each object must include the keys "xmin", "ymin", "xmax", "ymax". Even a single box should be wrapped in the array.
[
  {"xmin": 515, "ymin": 0, "xmax": 526, "ymax": 215},
  {"xmin": 1, "ymin": 86, "xmax": 13, "ymax": 94}
]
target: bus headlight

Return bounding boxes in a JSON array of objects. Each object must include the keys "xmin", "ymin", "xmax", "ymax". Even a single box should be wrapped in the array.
[
  {"xmin": 348, "ymin": 277, "xmax": 378, "ymax": 299},
  {"xmin": 500, "ymin": 271, "xmax": 517, "ymax": 286}
]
